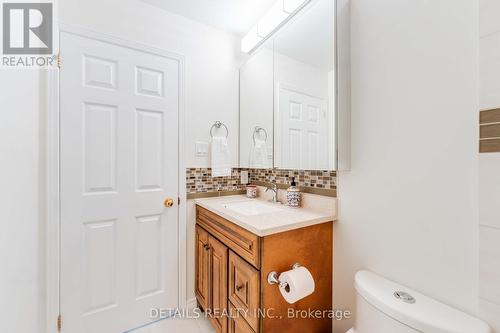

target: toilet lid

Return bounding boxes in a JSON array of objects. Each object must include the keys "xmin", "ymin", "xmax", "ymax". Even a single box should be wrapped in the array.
[{"xmin": 354, "ymin": 271, "xmax": 490, "ymax": 333}]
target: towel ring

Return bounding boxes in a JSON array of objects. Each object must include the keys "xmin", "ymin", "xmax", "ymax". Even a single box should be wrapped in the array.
[
  {"xmin": 210, "ymin": 121, "xmax": 229, "ymax": 139},
  {"xmin": 253, "ymin": 126, "xmax": 268, "ymax": 145}
]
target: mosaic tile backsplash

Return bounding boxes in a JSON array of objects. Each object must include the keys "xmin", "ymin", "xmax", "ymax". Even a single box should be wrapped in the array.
[
  {"xmin": 186, "ymin": 168, "xmax": 248, "ymax": 193},
  {"xmin": 186, "ymin": 168, "xmax": 336, "ymax": 194}
]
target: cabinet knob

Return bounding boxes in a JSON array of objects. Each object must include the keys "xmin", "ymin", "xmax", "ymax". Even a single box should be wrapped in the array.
[
  {"xmin": 235, "ymin": 284, "xmax": 244, "ymax": 291},
  {"xmin": 204, "ymin": 244, "xmax": 210, "ymax": 251}
]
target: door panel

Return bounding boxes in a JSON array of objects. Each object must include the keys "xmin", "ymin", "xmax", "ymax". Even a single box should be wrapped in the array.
[
  {"xmin": 135, "ymin": 109, "xmax": 166, "ymax": 191},
  {"xmin": 60, "ymin": 31, "xmax": 180, "ymax": 333},
  {"xmin": 135, "ymin": 214, "xmax": 163, "ymax": 300},
  {"xmin": 195, "ymin": 226, "xmax": 211, "ymax": 311},
  {"xmin": 82, "ymin": 220, "xmax": 117, "ymax": 314},
  {"xmin": 210, "ymin": 236, "xmax": 228, "ymax": 333},
  {"xmin": 83, "ymin": 103, "xmax": 117, "ymax": 193}
]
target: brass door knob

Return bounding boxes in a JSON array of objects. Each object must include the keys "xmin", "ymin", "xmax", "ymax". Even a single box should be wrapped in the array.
[{"xmin": 164, "ymin": 198, "xmax": 174, "ymax": 208}]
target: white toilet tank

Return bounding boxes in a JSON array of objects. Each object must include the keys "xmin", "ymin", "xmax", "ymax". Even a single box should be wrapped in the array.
[{"xmin": 351, "ymin": 271, "xmax": 490, "ymax": 333}]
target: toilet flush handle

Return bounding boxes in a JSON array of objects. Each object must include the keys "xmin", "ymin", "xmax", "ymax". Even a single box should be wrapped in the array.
[{"xmin": 394, "ymin": 291, "xmax": 416, "ymax": 304}]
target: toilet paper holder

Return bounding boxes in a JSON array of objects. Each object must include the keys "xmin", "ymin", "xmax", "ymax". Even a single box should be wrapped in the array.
[{"xmin": 267, "ymin": 263, "xmax": 301, "ymax": 287}]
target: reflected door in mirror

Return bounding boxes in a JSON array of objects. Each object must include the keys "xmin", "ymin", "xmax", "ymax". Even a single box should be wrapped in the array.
[{"xmin": 278, "ymin": 87, "xmax": 328, "ymax": 170}]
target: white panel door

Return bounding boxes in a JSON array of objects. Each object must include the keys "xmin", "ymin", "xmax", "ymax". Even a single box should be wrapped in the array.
[
  {"xmin": 60, "ymin": 31, "xmax": 180, "ymax": 333},
  {"xmin": 278, "ymin": 87, "xmax": 328, "ymax": 170}
]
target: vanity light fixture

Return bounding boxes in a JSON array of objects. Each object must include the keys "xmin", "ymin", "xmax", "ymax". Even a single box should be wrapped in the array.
[
  {"xmin": 241, "ymin": 26, "xmax": 263, "ymax": 54},
  {"xmin": 241, "ymin": 0, "xmax": 311, "ymax": 53},
  {"xmin": 282, "ymin": 0, "xmax": 308, "ymax": 13},
  {"xmin": 257, "ymin": 1, "xmax": 290, "ymax": 37}
]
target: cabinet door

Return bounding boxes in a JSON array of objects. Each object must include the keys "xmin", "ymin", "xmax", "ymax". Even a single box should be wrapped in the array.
[
  {"xmin": 209, "ymin": 236, "xmax": 228, "ymax": 333},
  {"xmin": 195, "ymin": 225, "xmax": 210, "ymax": 310}
]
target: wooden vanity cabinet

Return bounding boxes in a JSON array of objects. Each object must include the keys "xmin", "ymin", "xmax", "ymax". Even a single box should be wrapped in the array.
[{"xmin": 195, "ymin": 205, "xmax": 333, "ymax": 333}]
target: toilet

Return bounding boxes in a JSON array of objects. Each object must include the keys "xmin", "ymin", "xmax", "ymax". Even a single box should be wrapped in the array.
[{"xmin": 348, "ymin": 271, "xmax": 491, "ymax": 333}]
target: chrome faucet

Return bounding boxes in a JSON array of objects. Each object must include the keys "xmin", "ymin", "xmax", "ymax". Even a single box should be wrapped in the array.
[{"xmin": 265, "ymin": 183, "xmax": 280, "ymax": 203}]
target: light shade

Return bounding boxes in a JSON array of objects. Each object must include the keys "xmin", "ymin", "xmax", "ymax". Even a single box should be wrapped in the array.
[
  {"xmin": 257, "ymin": 1, "xmax": 289, "ymax": 37},
  {"xmin": 241, "ymin": 25, "xmax": 263, "ymax": 53},
  {"xmin": 240, "ymin": 0, "xmax": 310, "ymax": 53},
  {"xmin": 283, "ymin": 0, "xmax": 307, "ymax": 13}
]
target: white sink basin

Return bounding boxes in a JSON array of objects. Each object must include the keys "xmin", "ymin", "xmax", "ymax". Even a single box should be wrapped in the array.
[{"xmin": 222, "ymin": 201, "xmax": 283, "ymax": 216}]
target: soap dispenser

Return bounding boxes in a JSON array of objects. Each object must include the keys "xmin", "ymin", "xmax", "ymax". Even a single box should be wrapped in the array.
[{"xmin": 286, "ymin": 177, "xmax": 301, "ymax": 207}]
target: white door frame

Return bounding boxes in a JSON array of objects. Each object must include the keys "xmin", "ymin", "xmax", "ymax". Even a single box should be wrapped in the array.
[{"xmin": 45, "ymin": 23, "xmax": 187, "ymax": 332}]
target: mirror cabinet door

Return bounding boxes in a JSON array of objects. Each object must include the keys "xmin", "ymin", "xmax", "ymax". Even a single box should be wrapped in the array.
[{"xmin": 239, "ymin": 0, "xmax": 336, "ymax": 171}]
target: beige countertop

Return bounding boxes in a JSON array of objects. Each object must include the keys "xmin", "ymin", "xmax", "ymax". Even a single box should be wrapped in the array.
[{"xmin": 195, "ymin": 194, "xmax": 336, "ymax": 237}]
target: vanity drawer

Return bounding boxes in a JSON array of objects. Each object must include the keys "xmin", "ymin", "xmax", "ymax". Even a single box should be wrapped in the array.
[
  {"xmin": 196, "ymin": 206, "xmax": 260, "ymax": 268},
  {"xmin": 228, "ymin": 251, "xmax": 260, "ymax": 332},
  {"xmin": 229, "ymin": 302, "xmax": 256, "ymax": 333}
]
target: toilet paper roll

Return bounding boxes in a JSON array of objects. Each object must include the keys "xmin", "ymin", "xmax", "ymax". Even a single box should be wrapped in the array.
[{"xmin": 278, "ymin": 266, "xmax": 315, "ymax": 304}]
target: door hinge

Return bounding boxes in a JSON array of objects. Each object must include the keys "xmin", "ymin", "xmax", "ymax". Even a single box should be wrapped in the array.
[
  {"xmin": 178, "ymin": 197, "xmax": 181, "ymax": 205},
  {"xmin": 57, "ymin": 314, "xmax": 62, "ymax": 332}
]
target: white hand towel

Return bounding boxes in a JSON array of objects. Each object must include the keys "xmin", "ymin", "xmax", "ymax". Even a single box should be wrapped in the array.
[
  {"xmin": 211, "ymin": 136, "xmax": 231, "ymax": 177},
  {"xmin": 249, "ymin": 138, "xmax": 269, "ymax": 168}
]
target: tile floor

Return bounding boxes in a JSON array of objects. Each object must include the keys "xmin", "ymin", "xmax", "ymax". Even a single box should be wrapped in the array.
[{"xmin": 132, "ymin": 317, "xmax": 215, "ymax": 333}]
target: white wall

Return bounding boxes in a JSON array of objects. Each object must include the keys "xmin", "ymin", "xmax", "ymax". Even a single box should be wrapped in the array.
[
  {"xmin": 59, "ymin": 0, "xmax": 242, "ymax": 168},
  {"xmin": 335, "ymin": 1, "xmax": 479, "ymax": 332},
  {"xmin": 478, "ymin": 0, "xmax": 500, "ymax": 331},
  {"xmin": 0, "ymin": 70, "xmax": 44, "ymax": 332}
]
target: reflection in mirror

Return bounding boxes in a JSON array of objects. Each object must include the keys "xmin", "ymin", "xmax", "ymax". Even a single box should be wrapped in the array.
[
  {"xmin": 239, "ymin": 0, "xmax": 336, "ymax": 170},
  {"xmin": 274, "ymin": 0, "xmax": 335, "ymax": 170},
  {"xmin": 239, "ymin": 45, "xmax": 274, "ymax": 168}
]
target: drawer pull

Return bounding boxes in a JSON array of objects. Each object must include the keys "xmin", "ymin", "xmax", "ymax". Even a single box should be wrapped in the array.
[
  {"xmin": 235, "ymin": 284, "xmax": 244, "ymax": 291},
  {"xmin": 204, "ymin": 244, "xmax": 211, "ymax": 251}
]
